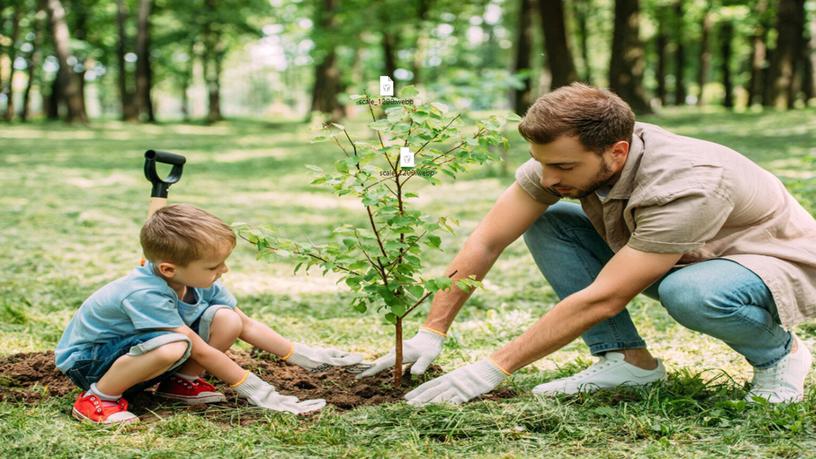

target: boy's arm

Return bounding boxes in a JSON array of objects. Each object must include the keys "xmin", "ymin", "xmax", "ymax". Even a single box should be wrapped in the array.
[
  {"xmin": 167, "ymin": 325, "xmax": 247, "ymax": 385},
  {"xmin": 233, "ymin": 307, "xmax": 363, "ymax": 370}
]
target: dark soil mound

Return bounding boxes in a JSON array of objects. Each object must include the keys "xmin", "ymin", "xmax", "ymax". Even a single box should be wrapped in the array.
[{"xmin": 0, "ymin": 349, "xmax": 516, "ymax": 412}]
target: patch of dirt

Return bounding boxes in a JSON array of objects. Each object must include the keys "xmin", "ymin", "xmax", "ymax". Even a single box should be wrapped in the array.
[{"xmin": 0, "ymin": 350, "xmax": 516, "ymax": 412}]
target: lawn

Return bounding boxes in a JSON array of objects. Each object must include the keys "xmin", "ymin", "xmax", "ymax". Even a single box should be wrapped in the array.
[{"xmin": 1, "ymin": 107, "xmax": 815, "ymax": 458}]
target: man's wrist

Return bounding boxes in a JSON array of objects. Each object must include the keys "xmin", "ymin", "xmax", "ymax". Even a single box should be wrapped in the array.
[{"xmin": 420, "ymin": 325, "xmax": 447, "ymax": 338}]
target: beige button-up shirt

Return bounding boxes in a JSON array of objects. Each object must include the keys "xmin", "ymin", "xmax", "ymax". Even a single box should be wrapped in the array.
[{"xmin": 515, "ymin": 122, "xmax": 816, "ymax": 327}]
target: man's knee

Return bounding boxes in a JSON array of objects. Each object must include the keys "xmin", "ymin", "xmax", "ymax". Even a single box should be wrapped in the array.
[
  {"xmin": 658, "ymin": 275, "xmax": 732, "ymax": 331},
  {"xmin": 523, "ymin": 202, "xmax": 587, "ymax": 247},
  {"xmin": 210, "ymin": 308, "xmax": 243, "ymax": 339}
]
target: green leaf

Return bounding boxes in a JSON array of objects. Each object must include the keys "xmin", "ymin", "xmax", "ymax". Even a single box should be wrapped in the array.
[
  {"xmin": 399, "ymin": 85, "xmax": 419, "ymax": 97},
  {"xmin": 311, "ymin": 135, "xmax": 330, "ymax": 143},
  {"xmin": 305, "ymin": 164, "xmax": 324, "ymax": 174},
  {"xmin": 506, "ymin": 112, "xmax": 523, "ymax": 122}
]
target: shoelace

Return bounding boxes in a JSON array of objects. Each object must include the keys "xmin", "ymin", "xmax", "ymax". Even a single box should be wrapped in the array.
[
  {"xmin": 565, "ymin": 357, "xmax": 612, "ymax": 381},
  {"xmin": 752, "ymin": 360, "xmax": 787, "ymax": 391}
]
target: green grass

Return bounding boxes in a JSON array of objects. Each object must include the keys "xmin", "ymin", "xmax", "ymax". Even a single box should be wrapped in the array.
[{"xmin": 1, "ymin": 107, "xmax": 815, "ymax": 458}]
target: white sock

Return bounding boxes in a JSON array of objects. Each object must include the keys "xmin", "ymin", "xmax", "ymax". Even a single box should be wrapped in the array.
[
  {"xmin": 174, "ymin": 372, "xmax": 199, "ymax": 381},
  {"xmin": 89, "ymin": 383, "xmax": 121, "ymax": 401}
]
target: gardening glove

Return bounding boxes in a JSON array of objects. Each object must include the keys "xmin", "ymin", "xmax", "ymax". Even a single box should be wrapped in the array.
[
  {"xmin": 284, "ymin": 342, "xmax": 364, "ymax": 372},
  {"xmin": 404, "ymin": 359, "xmax": 508, "ymax": 406},
  {"xmin": 357, "ymin": 327, "xmax": 445, "ymax": 379},
  {"xmin": 234, "ymin": 372, "xmax": 326, "ymax": 415}
]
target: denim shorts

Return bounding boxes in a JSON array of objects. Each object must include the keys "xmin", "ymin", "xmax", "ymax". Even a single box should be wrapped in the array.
[{"xmin": 64, "ymin": 331, "xmax": 191, "ymax": 395}]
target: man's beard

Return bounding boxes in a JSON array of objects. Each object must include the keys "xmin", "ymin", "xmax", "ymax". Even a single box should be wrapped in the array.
[{"xmin": 549, "ymin": 159, "xmax": 616, "ymax": 199}]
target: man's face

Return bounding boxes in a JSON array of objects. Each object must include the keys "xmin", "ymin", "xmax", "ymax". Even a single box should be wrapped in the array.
[{"xmin": 529, "ymin": 135, "xmax": 629, "ymax": 199}]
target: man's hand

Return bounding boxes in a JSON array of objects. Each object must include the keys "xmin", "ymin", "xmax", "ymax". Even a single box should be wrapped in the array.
[
  {"xmin": 285, "ymin": 343, "xmax": 363, "ymax": 372},
  {"xmin": 234, "ymin": 372, "xmax": 326, "ymax": 415},
  {"xmin": 357, "ymin": 328, "xmax": 445, "ymax": 379},
  {"xmin": 404, "ymin": 359, "xmax": 508, "ymax": 406}
]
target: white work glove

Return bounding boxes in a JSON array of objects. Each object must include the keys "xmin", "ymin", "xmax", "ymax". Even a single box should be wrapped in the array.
[
  {"xmin": 234, "ymin": 372, "xmax": 326, "ymax": 415},
  {"xmin": 404, "ymin": 359, "xmax": 508, "ymax": 406},
  {"xmin": 284, "ymin": 342, "xmax": 364, "ymax": 372},
  {"xmin": 357, "ymin": 327, "xmax": 445, "ymax": 379}
]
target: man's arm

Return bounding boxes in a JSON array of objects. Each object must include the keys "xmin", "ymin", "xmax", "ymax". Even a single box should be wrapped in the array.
[
  {"xmin": 490, "ymin": 246, "xmax": 682, "ymax": 372},
  {"xmin": 424, "ymin": 182, "xmax": 550, "ymax": 332}
]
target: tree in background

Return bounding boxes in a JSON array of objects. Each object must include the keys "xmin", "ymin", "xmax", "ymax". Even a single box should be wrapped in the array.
[
  {"xmin": 765, "ymin": 0, "xmax": 806, "ymax": 109},
  {"xmin": 609, "ymin": 0, "xmax": 651, "ymax": 113},
  {"xmin": 45, "ymin": 0, "xmax": 87, "ymax": 122},
  {"xmin": 511, "ymin": 0, "xmax": 534, "ymax": 115},
  {"xmin": 537, "ymin": 0, "xmax": 578, "ymax": 90}
]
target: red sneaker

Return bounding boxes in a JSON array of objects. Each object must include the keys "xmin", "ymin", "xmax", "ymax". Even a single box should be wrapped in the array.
[
  {"xmin": 155, "ymin": 375, "xmax": 226, "ymax": 404},
  {"xmin": 72, "ymin": 392, "xmax": 139, "ymax": 424}
]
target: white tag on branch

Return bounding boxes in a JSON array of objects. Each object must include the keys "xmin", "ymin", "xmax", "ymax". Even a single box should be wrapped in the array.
[{"xmin": 400, "ymin": 147, "xmax": 415, "ymax": 169}]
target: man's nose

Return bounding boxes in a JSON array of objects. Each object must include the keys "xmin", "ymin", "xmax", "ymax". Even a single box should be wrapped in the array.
[{"xmin": 540, "ymin": 174, "xmax": 560, "ymax": 188}]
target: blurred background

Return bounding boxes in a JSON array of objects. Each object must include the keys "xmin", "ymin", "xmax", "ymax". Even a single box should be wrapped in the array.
[{"xmin": 0, "ymin": 0, "xmax": 813, "ymax": 125}]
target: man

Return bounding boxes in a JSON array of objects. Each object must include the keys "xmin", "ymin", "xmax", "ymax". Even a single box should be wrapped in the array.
[{"xmin": 358, "ymin": 83, "xmax": 816, "ymax": 405}]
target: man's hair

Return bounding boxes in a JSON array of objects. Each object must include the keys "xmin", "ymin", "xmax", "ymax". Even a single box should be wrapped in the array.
[
  {"xmin": 140, "ymin": 204, "xmax": 236, "ymax": 266},
  {"xmin": 517, "ymin": 83, "xmax": 635, "ymax": 153}
]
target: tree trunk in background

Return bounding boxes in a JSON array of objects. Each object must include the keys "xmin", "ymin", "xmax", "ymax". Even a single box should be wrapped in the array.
[
  {"xmin": 672, "ymin": 0, "xmax": 686, "ymax": 105},
  {"xmin": 571, "ymin": 0, "xmax": 592, "ymax": 83},
  {"xmin": 411, "ymin": 0, "xmax": 431, "ymax": 85},
  {"xmin": 747, "ymin": 0, "xmax": 770, "ymax": 107},
  {"xmin": 382, "ymin": 31, "xmax": 398, "ymax": 79},
  {"xmin": 46, "ymin": 0, "xmax": 87, "ymax": 122},
  {"xmin": 511, "ymin": 0, "xmax": 534, "ymax": 115},
  {"xmin": 3, "ymin": 4, "xmax": 21, "ymax": 121},
  {"xmin": 116, "ymin": 0, "xmax": 136, "ymax": 120},
  {"xmin": 135, "ymin": 0, "xmax": 155, "ymax": 122},
  {"xmin": 655, "ymin": 8, "xmax": 668, "ymax": 106},
  {"xmin": 203, "ymin": 0, "xmax": 223, "ymax": 123},
  {"xmin": 309, "ymin": 0, "xmax": 345, "ymax": 120},
  {"xmin": 803, "ymin": 15, "xmax": 816, "ymax": 101},
  {"xmin": 180, "ymin": 42, "xmax": 194, "ymax": 121},
  {"xmin": 609, "ymin": 0, "xmax": 651, "ymax": 113},
  {"xmin": 695, "ymin": 7, "xmax": 712, "ymax": 106},
  {"xmin": 22, "ymin": 6, "xmax": 46, "ymax": 121},
  {"xmin": 719, "ymin": 21, "xmax": 734, "ymax": 108},
  {"xmin": 537, "ymin": 0, "xmax": 578, "ymax": 90},
  {"xmin": 71, "ymin": 3, "xmax": 90, "ymax": 110},
  {"xmin": 766, "ymin": 0, "xmax": 805, "ymax": 109},
  {"xmin": 47, "ymin": 76, "xmax": 61, "ymax": 119}
]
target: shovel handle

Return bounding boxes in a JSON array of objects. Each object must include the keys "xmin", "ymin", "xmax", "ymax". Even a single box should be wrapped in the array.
[{"xmin": 144, "ymin": 150, "xmax": 186, "ymax": 198}]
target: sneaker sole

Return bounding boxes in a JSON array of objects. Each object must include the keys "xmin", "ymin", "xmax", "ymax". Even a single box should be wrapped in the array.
[
  {"xmin": 72, "ymin": 407, "xmax": 139, "ymax": 424},
  {"xmin": 154, "ymin": 393, "xmax": 227, "ymax": 405}
]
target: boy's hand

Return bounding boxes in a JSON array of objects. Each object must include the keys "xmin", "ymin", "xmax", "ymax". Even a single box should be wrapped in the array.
[
  {"xmin": 285, "ymin": 343, "xmax": 364, "ymax": 372},
  {"xmin": 234, "ymin": 372, "xmax": 325, "ymax": 414}
]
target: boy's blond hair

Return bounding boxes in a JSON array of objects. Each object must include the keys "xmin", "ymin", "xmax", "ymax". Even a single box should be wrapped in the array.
[{"xmin": 140, "ymin": 204, "xmax": 236, "ymax": 266}]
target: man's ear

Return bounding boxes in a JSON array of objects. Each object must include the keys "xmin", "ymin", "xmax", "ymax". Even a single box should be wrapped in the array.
[
  {"xmin": 156, "ymin": 261, "xmax": 178, "ymax": 278},
  {"xmin": 608, "ymin": 140, "xmax": 630, "ymax": 168}
]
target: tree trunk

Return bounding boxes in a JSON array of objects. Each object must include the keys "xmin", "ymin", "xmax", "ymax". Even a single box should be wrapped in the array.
[
  {"xmin": 203, "ymin": 0, "xmax": 222, "ymax": 123},
  {"xmin": 766, "ymin": 0, "xmax": 806, "ymax": 109},
  {"xmin": 672, "ymin": 0, "xmax": 686, "ymax": 105},
  {"xmin": 719, "ymin": 21, "xmax": 734, "ymax": 108},
  {"xmin": 382, "ymin": 31, "xmax": 398, "ymax": 80},
  {"xmin": 22, "ymin": 5, "xmax": 46, "ymax": 121},
  {"xmin": 571, "ymin": 0, "xmax": 592, "ymax": 83},
  {"xmin": 747, "ymin": 0, "xmax": 770, "ymax": 107},
  {"xmin": 609, "ymin": 0, "xmax": 651, "ymax": 113},
  {"xmin": 394, "ymin": 318, "xmax": 403, "ymax": 388},
  {"xmin": 135, "ymin": 0, "xmax": 155, "ymax": 122},
  {"xmin": 116, "ymin": 0, "xmax": 136, "ymax": 120},
  {"xmin": 655, "ymin": 8, "xmax": 668, "ymax": 106},
  {"xmin": 695, "ymin": 7, "xmax": 712, "ymax": 106},
  {"xmin": 3, "ymin": 4, "xmax": 22, "ymax": 121},
  {"xmin": 411, "ymin": 0, "xmax": 431, "ymax": 85},
  {"xmin": 45, "ymin": 0, "xmax": 87, "ymax": 122},
  {"xmin": 802, "ymin": 14, "xmax": 816, "ymax": 101},
  {"xmin": 511, "ymin": 0, "xmax": 534, "ymax": 115},
  {"xmin": 537, "ymin": 0, "xmax": 578, "ymax": 90},
  {"xmin": 309, "ymin": 0, "xmax": 345, "ymax": 120},
  {"xmin": 47, "ymin": 75, "xmax": 61, "ymax": 119},
  {"xmin": 180, "ymin": 42, "xmax": 194, "ymax": 121}
]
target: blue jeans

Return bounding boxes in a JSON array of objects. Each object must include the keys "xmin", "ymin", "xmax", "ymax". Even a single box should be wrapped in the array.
[
  {"xmin": 523, "ymin": 201, "xmax": 792, "ymax": 369},
  {"xmin": 64, "ymin": 331, "xmax": 191, "ymax": 396}
]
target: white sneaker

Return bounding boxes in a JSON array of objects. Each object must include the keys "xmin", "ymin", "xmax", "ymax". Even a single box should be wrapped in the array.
[
  {"xmin": 746, "ymin": 335, "xmax": 812, "ymax": 404},
  {"xmin": 532, "ymin": 352, "xmax": 666, "ymax": 395}
]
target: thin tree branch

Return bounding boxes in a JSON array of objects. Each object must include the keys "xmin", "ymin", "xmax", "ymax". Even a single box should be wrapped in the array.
[{"xmin": 400, "ymin": 270, "xmax": 459, "ymax": 319}]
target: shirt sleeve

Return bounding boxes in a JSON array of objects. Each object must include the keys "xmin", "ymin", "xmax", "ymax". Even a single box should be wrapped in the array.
[
  {"xmin": 205, "ymin": 280, "xmax": 238, "ymax": 308},
  {"xmin": 121, "ymin": 290, "xmax": 184, "ymax": 330},
  {"xmin": 514, "ymin": 159, "xmax": 561, "ymax": 205},
  {"xmin": 627, "ymin": 165, "xmax": 734, "ymax": 253}
]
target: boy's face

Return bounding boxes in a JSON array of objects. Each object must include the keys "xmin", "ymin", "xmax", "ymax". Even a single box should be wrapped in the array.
[{"xmin": 157, "ymin": 245, "xmax": 232, "ymax": 289}]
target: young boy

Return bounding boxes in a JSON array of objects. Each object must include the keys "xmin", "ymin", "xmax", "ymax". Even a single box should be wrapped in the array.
[{"xmin": 55, "ymin": 204, "xmax": 362, "ymax": 424}]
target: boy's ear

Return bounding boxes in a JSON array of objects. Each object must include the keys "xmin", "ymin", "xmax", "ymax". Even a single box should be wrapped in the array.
[{"xmin": 156, "ymin": 261, "xmax": 178, "ymax": 278}]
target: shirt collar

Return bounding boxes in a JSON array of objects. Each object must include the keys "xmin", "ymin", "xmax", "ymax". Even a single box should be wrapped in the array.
[{"xmin": 606, "ymin": 126, "xmax": 645, "ymax": 200}]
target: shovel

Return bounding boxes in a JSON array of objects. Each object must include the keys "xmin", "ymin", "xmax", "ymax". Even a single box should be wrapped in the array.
[{"xmin": 141, "ymin": 149, "xmax": 186, "ymax": 265}]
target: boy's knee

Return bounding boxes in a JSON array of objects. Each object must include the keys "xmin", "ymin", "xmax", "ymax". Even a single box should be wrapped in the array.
[
  {"xmin": 152, "ymin": 340, "xmax": 190, "ymax": 365},
  {"xmin": 211, "ymin": 308, "xmax": 243, "ymax": 338}
]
